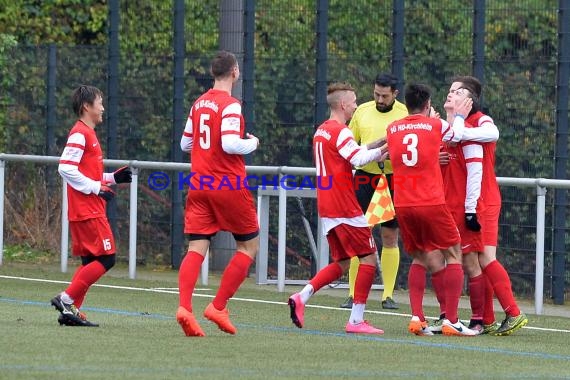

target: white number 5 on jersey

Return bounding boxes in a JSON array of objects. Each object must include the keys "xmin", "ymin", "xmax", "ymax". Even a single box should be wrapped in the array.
[
  {"xmin": 199, "ymin": 114, "xmax": 211, "ymax": 149},
  {"xmin": 402, "ymin": 133, "xmax": 418, "ymax": 166}
]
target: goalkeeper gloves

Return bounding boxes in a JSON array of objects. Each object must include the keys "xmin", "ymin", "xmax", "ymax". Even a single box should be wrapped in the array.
[
  {"xmin": 465, "ymin": 213, "xmax": 481, "ymax": 232},
  {"xmin": 113, "ymin": 166, "xmax": 132, "ymax": 184},
  {"xmin": 98, "ymin": 184, "xmax": 115, "ymax": 202}
]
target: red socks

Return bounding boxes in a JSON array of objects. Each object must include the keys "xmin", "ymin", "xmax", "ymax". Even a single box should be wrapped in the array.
[
  {"xmin": 431, "ymin": 268, "xmax": 446, "ymax": 316},
  {"xmin": 484, "ymin": 260, "xmax": 520, "ymax": 317},
  {"xmin": 353, "ymin": 263, "xmax": 376, "ymax": 304},
  {"xmin": 408, "ymin": 263, "xmax": 427, "ymax": 321},
  {"xmin": 178, "ymin": 251, "xmax": 205, "ymax": 312},
  {"xmin": 65, "ymin": 260, "xmax": 107, "ymax": 306},
  {"xmin": 468, "ymin": 274, "xmax": 486, "ymax": 321},
  {"xmin": 443, "ymin": 263, "xmax": 464, "ymax": 323},
  {"xmin": 483, "ymin": 274, "xmax": 495, "ymax": 324},
  {"xmin": 68, "ymin": 266, "xmax": 87, "ymax": 308},
  {"xmin": 309, "ymin": 262, "xmax": 343, "ymax": 292},
  {"xmin": 212, "ymin": 251, "xmax": 253, "ymax": 311}
]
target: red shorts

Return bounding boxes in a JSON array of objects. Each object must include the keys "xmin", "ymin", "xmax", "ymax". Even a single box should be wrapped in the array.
[
  {"xmin": 326, "ymin": 224, "xmax": 376, "ymax": 262},
  {"xmin": 396, "ymin": 205, "xmax": 460, "ymax": 253},
  {"xmin": 184, "ymin": 189, "xmax": 259, "ymax": 236},
  {"xmin": 449, "ymin": 208, "xmax": 483, "ymax": 254},
  {"xmin": 70, "ymin": 218, "xmax": 115, "ymax": 256},
  {"xmin": 479, "ymin": 204, "xmax": 500, "ymax": 246}
]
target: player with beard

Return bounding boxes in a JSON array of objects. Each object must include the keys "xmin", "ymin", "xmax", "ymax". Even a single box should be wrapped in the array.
[{"xmin": 340, "ymin": 73, "xmax": 408, "ymax": 310}]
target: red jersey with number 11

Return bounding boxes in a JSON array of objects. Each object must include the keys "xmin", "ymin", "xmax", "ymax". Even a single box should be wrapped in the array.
[{"xmin": 313, "ymin": 119, "xmax": 365, "ymax": 218}]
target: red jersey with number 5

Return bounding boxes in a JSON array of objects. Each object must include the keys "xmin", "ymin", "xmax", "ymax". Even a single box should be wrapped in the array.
[
  {"xmin": 186, "ymin": 89, "xmax": 246, "ymax": 189},
  {"xmin": 387, "ymin": 114, "xmax": 454, "ymax": 207}
]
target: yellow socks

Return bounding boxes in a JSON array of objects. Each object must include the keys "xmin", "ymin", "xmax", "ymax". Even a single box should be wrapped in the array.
[
  {"xmin": 347, "ymin": 256, "xmax": 359, "ymax": 297},
  {"xmin": 380, "ymin": 246, "xmax": 400, "ymax": 300}
]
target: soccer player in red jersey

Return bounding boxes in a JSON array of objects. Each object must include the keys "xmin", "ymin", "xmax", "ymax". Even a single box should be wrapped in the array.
[
  {"xmin": 429, "ymin": 84, "xmax": 499, "ymax": 334},
  {"xmin": 52, "ymin": 85, "xmax": 132, "ymax": 327},
  {"xmin": 386, "ymin": 83, "xmax": 478, "ymax": 336},
  {"xmin": 176, "ymin": 51, "xmax": 260, "ymax": 337},
  {"xmin": 288, "ymin": 82, "xmax": 388, "ymax": 334},
  {"xmin": 451, "ymin": 76, "xmax": 528, "ymax": 335}
]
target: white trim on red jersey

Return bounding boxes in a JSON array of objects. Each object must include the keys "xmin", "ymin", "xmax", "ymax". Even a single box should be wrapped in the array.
[
  {"xmin": 220, "ymin": 102, "xmax": 257, "ymax": 155},
  {"xmin": 461, "ymin": 113, "xmax": 499, "ymax": 212},
  {"xmin": 222, "ymin": 133, "xmax": 258, "ymax": 155},
  {"xmin": 336, "ymin": 128, "xmax": 384, "ymax": 167},
  {"xmin": 180, "ymin": 115, "xmax": 194, "ymax": 153},
  {"xmin": 58, "ymin": 132, "xmax": 101, "ymax": 195},
  {"xmin": 441, "ymin": 115, "xmax": 465, "ymax": 143},
  {"xmin": 463, "ymin": 143, "xmax": 484, "ymax": 213},
  {"xmin": 461, "ymin": 115, "xmax": 499, "ymax": 142},
  {"xmin": 321, "ymin": 216, "xmax": 369, "ymax": 235}
]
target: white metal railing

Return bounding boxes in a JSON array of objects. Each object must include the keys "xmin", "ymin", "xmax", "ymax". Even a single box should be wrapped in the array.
[{"xmin": 0, "ymin": 153, "xmax": 568, "ymax": 315}]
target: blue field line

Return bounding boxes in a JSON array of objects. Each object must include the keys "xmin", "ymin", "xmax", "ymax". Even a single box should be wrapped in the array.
[
  {"xmin": 243, "ymin": 323, "xmax": 570, "ymax": 362},
  {"xmin": 0, "ymin": 364, "xmax": 567, "ymax": 380},
  {"xmin": 0, "ymin": 297, "xmax": 173, "ymax": 320},
  {"xmin": 2, "ymin": 296, "xmax": 570, "ymax": 363}
]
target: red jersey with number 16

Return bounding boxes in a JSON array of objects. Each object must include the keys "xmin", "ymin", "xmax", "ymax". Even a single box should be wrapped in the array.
[
  {"xmin": 387, "ymin": 114, "xmax": 455, "ymax": 207},
  {"xmin": 186, "ymin": 89, "xmax": 247, "ymax": 189}
]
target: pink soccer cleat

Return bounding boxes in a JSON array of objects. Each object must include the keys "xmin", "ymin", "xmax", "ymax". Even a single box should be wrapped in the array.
[
  {"xmin": 345, "ymin": 320, "xmax": 384, "ymax": 334},
  {"xmin": 288, "ymin": 293, "xmax": 305, "ymax": 328}
]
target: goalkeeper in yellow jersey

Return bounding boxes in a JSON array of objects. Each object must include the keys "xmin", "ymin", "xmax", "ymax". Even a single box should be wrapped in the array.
[{"xmin": 341, "ymin": 73, "xmax": 408, "ymax": 310}]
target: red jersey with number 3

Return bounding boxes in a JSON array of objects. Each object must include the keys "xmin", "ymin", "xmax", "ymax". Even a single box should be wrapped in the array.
[
  {"xmin": 187, "ymin": 89, "xmax": 246, "ymax": 189},
  {"xmin": 387, "ymin": 114, "xmax": 450, "ymax": 207}
]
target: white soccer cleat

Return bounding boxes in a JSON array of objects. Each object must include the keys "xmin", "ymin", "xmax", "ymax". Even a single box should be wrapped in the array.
[{"xmin": 441, "ymin": 319, "xmax": 478, "ymax": 336}]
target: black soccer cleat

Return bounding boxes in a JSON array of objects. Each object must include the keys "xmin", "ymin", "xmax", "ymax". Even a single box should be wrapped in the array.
[
  {"xmin": 51, "ymin": 294, "xmax": 79, "ymax": 317},
  {"xmin": 58, "ymin": 314, "xmax": 99, "ymax": 327}
]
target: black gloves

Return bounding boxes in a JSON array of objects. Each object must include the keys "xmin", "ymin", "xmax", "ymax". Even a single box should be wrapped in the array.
[
  {"xmin": 465, "ymin": 213, "xmax": 481, "ymax": 232},
  {"xmin": 98, "ymin": 184, "xmax": 115, "ymax": 202},
  {"xmin": 100, "ymin": 166, "xmax": 130, "ymax": 202},
  {"xmin": 113, "ymin": 166, "xmax": 132, "ymax": 184}
]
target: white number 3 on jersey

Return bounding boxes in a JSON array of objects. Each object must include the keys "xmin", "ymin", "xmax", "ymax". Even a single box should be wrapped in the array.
[{"xmin": 402, "ymin": 133, "xmax": 418, "ymax": 166}]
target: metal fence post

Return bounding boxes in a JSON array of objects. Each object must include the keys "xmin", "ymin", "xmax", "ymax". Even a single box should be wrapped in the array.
[
  {"xmin": 0, "ymin": 160, "xmax": 4, "ymax": 265},
  {"xmin": 535, "ymin": 184, "xmax": 547, "ymax": 315},
  {"xmin": 171, "ymin": 0, "xmax": 185, "ymax": 270},
  {"xmin": 256, "ymin": 192, "xmax": 270, "ymax": 284},
  {"xmin": 314, "ymin": 0, "xmax": 328, "ymax": 126},
  {"xmin": 128, "ymin": 166, "xmax": 138, "ymax": 279},
  {"xmin": 552, "ymin": 0, "xmax": 570, "ymax": 305},
  {"xmin": 472, "ymin": 0, "xmax": 486, "ymax": 85},
  {"xmin": 277, "ymin": 170, "xmax": 287, "ymax": 292},
  {"xmin": 60, "ymin": 180, "xmax": 68, "ymax": 273},
  {"xmin": 392, "ymin": 0, "xmax": 405, "ymax": 96}
]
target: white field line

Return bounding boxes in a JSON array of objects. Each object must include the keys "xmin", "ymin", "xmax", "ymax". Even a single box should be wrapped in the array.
[{"xmin": 1, "ymin": 274, "xmax": 568, "ymax": 333}]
